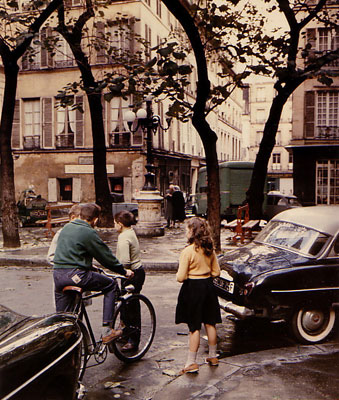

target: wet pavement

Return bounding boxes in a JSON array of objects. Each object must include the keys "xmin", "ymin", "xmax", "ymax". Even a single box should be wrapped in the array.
[{"xmin": 0, "ymin": 223, "xmax": 339, "ymax": 399}]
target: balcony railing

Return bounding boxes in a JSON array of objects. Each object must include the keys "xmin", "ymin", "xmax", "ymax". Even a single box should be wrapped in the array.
[
  {"xmin": 23, "ymin": 135, "xmax": 40, "ymax": 150},
  {"xmin": 109, "ymin": 132, "xmax": 131, "ymax": 148},
  {"xmin": 315, "ymin": 126, "xmax": 339, "ymax": 139},
  {"xmin": 56, "ymin": 133, "xmax": 74, "ymax": 148}
]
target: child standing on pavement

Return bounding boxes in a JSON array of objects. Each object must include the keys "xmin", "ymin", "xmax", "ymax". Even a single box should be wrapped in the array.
[
  {"xmin": 175, "ymin": 217, "xmax": 221, "ymax": 374},
  {"xmin": 114, "ymin": 210, "xmax": 145, "ymax": 352}
]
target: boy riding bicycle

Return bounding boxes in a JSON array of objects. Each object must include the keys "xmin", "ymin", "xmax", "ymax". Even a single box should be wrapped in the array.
[{"xmin": 53, "ymin": 203, "xmax": 133, "ymax": 344}]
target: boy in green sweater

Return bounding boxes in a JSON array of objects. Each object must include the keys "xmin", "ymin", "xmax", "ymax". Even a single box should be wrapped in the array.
[{"xmin": 53, "ymin": 203, "xmax": 133, "ymax": 344}]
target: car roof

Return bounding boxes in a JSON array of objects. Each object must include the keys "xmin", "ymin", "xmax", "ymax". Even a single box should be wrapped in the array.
[
  {"xmin": 267, "ymin": 191, "xmax": 297, "ymax": 199},
  {"xmin": 271, "ymin": 205, "xmax": 339, "ymax": 236}
]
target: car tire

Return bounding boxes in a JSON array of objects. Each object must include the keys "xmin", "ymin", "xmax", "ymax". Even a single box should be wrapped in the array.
[{"xmin": 291, "ymin": 305, "xmax": 336, "ymax": 344}]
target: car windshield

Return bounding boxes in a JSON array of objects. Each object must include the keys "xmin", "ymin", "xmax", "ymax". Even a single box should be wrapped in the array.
[{"xmin": 255, "ymin": 221, "xmax": 330, "ymax": 256}]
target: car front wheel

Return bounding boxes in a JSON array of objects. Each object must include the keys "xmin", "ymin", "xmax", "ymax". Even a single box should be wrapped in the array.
[{"xmin": 291, "ymin": 306, "xmax": 336, "ymax": 344}]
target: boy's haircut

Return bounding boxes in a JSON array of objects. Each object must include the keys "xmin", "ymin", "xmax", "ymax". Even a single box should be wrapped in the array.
[
  {"xmin": 114, "ymin": 210, "xmax": 136, "ymax": 227},
  {"xmin": 80, "ymin": 203, "xmax": 101, "ymax": 222},
  {"xmin": 68, "ymin": 204, "xmax": 82, "ymax": 219}
]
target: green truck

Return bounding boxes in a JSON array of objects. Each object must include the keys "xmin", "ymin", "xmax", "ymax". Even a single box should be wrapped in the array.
[{"xmin": 193, "ymin": 161, "xmax": 256, "ymax": 221}]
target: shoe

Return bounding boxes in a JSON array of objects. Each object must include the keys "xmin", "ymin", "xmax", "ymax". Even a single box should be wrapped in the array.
[
  {"xmin": 180, "ymin": 363, "xmax": 199, "ymax": 375},
  {"xmin": 121, "ymin": 342, "xmax": 138, "ymax": 352},
  {"xmin": 102, "ymin": 329, "xmax": 123, "ymax": 344},
  {"xmin": 205, "ymin": 357, "xmax": 219, "ymax": 366}
]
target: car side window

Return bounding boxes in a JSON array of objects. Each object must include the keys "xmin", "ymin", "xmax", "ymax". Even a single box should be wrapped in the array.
[
  {"xmin": 329, "ymin": 236, "xmax": 339, "ymax": 257},
  {"xmin": 277, "ymin": 198, "xmax": 288, "ymax": 206},
  {"xmin": 334, "ymin": 237, "xmax": 339, "ymax": 255}
]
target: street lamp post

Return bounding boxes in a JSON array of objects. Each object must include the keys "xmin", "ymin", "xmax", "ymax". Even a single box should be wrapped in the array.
[{"xmin": 124, "ymin": 96, "xmax": 170, "ymax": 237}]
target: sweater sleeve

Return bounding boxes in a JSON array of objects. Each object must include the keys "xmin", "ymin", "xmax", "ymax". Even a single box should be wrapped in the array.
[
  {"xmin": 87, "ymin": 230, "xmax": 126, "ymax": 275},
  {"xmin": 116, "ymin": 234, "xmax": 131, "ymax": 267},
  {"xmin": 176, "ymin": 247, "xmax": 190, "ymax": 282},
  {"xmin": 210, "ymin": 251, "xmax": 221, "ymax": 277},
  {"xmin": 47, "ymin": 229, "xmax": 60, "ymax": 266}
]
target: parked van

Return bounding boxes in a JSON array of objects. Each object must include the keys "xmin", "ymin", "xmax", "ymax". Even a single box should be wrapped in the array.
[{"xmin": 193, "ymin": 161, "xmax": 257, "ymax": 221}]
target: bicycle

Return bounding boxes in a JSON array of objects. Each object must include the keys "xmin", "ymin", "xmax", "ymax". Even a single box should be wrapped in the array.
[{"xmin": 62, "ymin": 268, "xmax": 156, "ymax": 380}]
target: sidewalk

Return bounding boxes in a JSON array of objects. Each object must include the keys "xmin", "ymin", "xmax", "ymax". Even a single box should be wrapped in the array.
[{"xmin": 0, "ymin": 222, "xmax": 237, "ymax": 270}]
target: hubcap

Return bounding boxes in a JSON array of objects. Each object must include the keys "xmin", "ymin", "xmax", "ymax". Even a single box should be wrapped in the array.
[{"xmin": 302, "ymin": 310, "xmax": 325, "ymax": 332}]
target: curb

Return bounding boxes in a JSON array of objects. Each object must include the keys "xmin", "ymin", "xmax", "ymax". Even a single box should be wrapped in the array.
[{"xmin": 0, "ymin": 256, "xmax": 178, "ymax": 271}]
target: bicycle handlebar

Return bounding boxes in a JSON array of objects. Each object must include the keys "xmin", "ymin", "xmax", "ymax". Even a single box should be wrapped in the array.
[{"xmin": 94, "ymin": 266, "xmax": 127, "ymax": 280}]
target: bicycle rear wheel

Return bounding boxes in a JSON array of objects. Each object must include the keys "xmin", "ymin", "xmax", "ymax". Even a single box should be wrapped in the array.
[{"xmin": 110, "ymin": 294, "xmax": 156, "ymax": 362}]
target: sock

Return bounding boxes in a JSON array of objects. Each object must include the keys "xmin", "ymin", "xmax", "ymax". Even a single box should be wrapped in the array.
[
  {"xmin": 208, "ymin": 344, "xmax": 217, "ymax": 359},
  {"xmin": 102, "ymin": 326, "xmax": 111, "ymax": 336},
  {"xmin": 185, "ymin": 351, "xmax": 197, "ymax": 368}
]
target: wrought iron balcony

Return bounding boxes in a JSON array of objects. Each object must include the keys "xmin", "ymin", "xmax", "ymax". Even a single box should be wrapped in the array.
[
  {"xmin": 23, "ymin": 135, "xmax": 40, "ymax": 150},
  {"xmin": 315, "ymin": 126, "xmax": 339, "ymax": 140},
  {"xmin": 109, "ymin": 132, "xmax": 131, "ymax": 148},
  {"xmin": 56, "ymin": 133, "xmax": 74, "ymax": 148}
]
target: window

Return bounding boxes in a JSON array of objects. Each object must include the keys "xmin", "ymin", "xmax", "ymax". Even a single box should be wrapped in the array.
[
  {"xmin": 306, "ymin": 27, "xmax": 339, "ymax": 64},
  {"xmin": 58, "ymin": 178, "xmax": 73, "ymax": 201},
  {"xmin": 145, "ymin": 24, "xmax": 151, "ymax": 62},
  {"xmin": 272, "ymin": 153, "xmax": 281, "ymax": 170},
  {"xmin": 304, "ymin": 91, "xmax": 339, "ymax": 138},
  {"xmin": 108, "ymin": 23, "xmax": 131, "ymax": 59},
  {"xmin": 317, "ymin": 91, "xmax": 339, "ymax": 138},
  {"xmin": 256, "ymin": 87, "xmax": 266, "ymax": 102},
  {"xmin": 156, "ymin": 0, "xmax": 161, "ymax": 17},
  {"xmin": 316, "ymin": 160, "xmax": 339, "ymax": 205},
  {"xmin": 54, "ymin": 34, "xmax": 74, "ymax": 67},
  {"xmin": 21, "ymin": 35, "xmax": 41, "ymax": 70},
  {"xmin": 256, "ymin": 109, "xmax": 266, "ymax": 123},
  {"xmin": 23, "ymin": 99, "xmax": 40, "ymax": 137},
  {"xmin": 56, "ymin": 102, "xmax": 76, "ymax": 148},
  {"xmin": 109, "ymin": 97, "xmax": 133, "ymax": 147}
]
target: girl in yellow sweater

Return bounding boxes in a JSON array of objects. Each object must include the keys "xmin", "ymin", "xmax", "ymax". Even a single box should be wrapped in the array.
[{"xmin": 175, "ymin": 217, "xmax": 221, "ymax": 374}]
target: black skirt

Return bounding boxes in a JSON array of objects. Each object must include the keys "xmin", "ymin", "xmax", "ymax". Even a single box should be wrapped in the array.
[{"xmin": 175, "ymin": 277, "xmax": 222, "ymax": 332}]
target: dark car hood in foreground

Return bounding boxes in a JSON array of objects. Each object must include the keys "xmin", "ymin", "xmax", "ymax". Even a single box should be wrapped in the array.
[{"xmin": 219, "ymin": 242, "xmax": 310, "ymax": 281}]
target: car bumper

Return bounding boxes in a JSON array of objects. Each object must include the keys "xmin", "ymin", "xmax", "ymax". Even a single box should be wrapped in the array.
[{"xmin": 218, "ymin": 297, "xmax": 255, "ymax": 319}]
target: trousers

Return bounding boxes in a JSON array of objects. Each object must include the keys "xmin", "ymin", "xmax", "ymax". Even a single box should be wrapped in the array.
[{"xmin": 53, "ymin": 268, "xmax": 118, "ymax": 324}]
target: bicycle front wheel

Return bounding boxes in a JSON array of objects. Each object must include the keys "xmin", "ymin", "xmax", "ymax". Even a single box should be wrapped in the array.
[{"xmin": 111, "ymin": 294, "xmax": 156, "ymax": 362}]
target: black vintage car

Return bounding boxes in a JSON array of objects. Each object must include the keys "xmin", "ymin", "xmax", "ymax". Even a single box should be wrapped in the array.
[
  {"xmin": 215, "ymin": 205, "xmax": 339, "ymax": 344},
  {"xmin": 0, "ymin": 305, "xmax": 83, "ymax": 400}
]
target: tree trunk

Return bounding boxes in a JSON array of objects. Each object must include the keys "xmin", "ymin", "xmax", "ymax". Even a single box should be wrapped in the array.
[
  {"xmin": 193, "ymin": 116, "xmax": 221, "ymax": 251},
  {"xmin": 64, "ymin": 34, "xmax": 114, "ymax": 227},
  {"xmin": 247, "ymin": 90, "xmax": 291, "ymax": 219},
  {"xmin": 0, "ymin": 61, "xmax": 20, "ymax": 247},
  {"xmin": 86, "ymin": 92, "xmax": 114, "ymax": 227}
]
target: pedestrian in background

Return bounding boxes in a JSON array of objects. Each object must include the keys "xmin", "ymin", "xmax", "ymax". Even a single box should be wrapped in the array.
[
  {"xmin": 164, "ymin": 184, "xmax": 175, "ymax": 228},
  {"xmin": 171, "ymin": 185, "xmax": 186, "ymax": 228},
  {"xmin": 175, "ymin": 217, "xmax": 221, "ymax": 374},
  {"xmin": 114, "ymin": 210, "xmax": 145, "ymax": 352}
]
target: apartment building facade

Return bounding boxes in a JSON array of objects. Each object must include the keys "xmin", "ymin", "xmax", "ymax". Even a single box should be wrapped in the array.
[
  {"xmin": 289, "ymin": 1, "xmax": 339, "ymax": 206},
  {"xmin": 242, "ymin": 76, "xmax": 294, "ymax": 194},
  {"xmin": 1, "ymin": 0, "xmax": 245, "ymax": 204}
]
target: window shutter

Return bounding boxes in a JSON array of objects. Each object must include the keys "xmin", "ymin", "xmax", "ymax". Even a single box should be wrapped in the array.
[
  {"xmin": 304, "ymin": 91, "xmax": 315, "ymax": 138},
  {"xmin": 306, "ymin": 28, "xmax": 316, "ymax": 59},
  {"xmin": 129, "ymin": 18, "xmax": 135, "ymax": 54},
  {"xmin": 96, "ymin": 21, "xmax": 106, "ymax": 64},
  {"xmin": 41, "ymin": 27, "xmax": 53, "ymax": 68},
  {"xmin": 72, "ymin": 178, "xmax": 81, "ymax": 202},
  {"xmin": 75, "ymin": 95, "xmax": 84, "ymax": 147},
  {"xmin": 42, "ymin": 98, "xmax": 53, "ymax": 147},
  {"xmin": 12, "ymin": 100, "xmax": 20, "ymax": 148},
  {"xmin": 48, "ymin": 178, "xmax": 58, "ymax": 202},
  {"xmin": 101, "ymin": 96, "xmax": 108, "ymax": 145}
]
